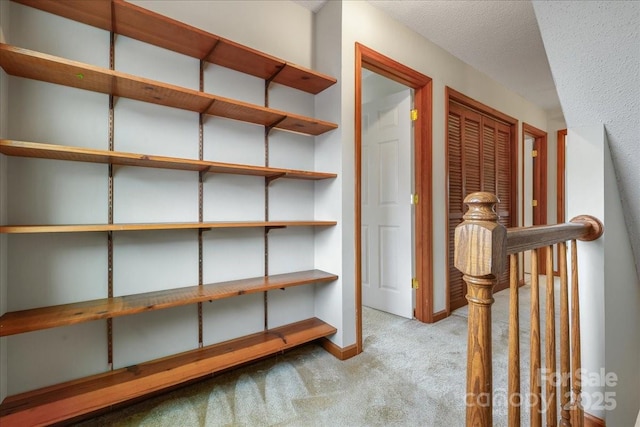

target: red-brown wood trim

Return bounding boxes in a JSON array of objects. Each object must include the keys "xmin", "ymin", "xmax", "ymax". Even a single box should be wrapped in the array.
[
  {"xmin": 523, "ymin": 123, "xmax": 548, "ymax": 226},
  {"xmin": 355, "ymin": 43, "xmax": 363, "ymax": 355},
  {"xmin": 520, "ymin": 130, "xmax": 525, "ymax": 228},
  {"xmin": 320, "ymin": 338, "xmax": 359, "ymax": 360},
  {"xmin": 431, "ymin": 309, "xmax": 448, "ymax": 322},
  {"xmin": 447, "ymin": 87, "xmax": 518, "ymax": 126},
  {"xmin": 523, "ymin": 123, "xmax": 548, "ymax": 273},
  {"xmin": 557, "ymin": 129, "xmax": 567, "ymax": 223},
  {"xmin": 584, "ymin": 412, "xmax": 606, "ymax": 427},
  {"xmin": 413, "ymin": 73, "xmax": 433, "ymax": 324},
  {"xmin": 444, "ymin": 89, "xmax": 452, "ymax": 316},
  {"xmin": 445, "ymin": 87, "xmax": 518, "ymax": 314},
  {"xmin": 355, "ymin": 43, "xmax": 434, "ymax": 358}
]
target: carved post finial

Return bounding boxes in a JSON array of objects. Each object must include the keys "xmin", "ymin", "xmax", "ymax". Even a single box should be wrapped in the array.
[{"xmin": 463, "ymin": 192, "xmax": 499, "ymax": 222}]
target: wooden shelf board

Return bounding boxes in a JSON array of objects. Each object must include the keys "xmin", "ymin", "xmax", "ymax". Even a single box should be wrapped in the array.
[
  {"xmin": 273, "ymin": 62, "xmax": 337, "ymax": 95},
  {"xmin": 0, "ymin": 44, "xmax": 337, "ymax": 136},
  {"xmin": 0, "ymin": 140, "xmax": 337, "ymax": 181},
  {"xmin": 208, "ymin": 37, "xmax": 284, "ymax": 81},
  {"xmin": 0, "ymin": 270, "xmax": 338, "ymax": 337},
  {"xmin": 0, "ymin": 317, "xmax": 336, "ymax": 426},
  {"xmin": 113, "ymin": 0, "xmax": 220, "ymax": 60},
  {"xmin": 0, "ymin": 220, "xmax": 336, "ymax": 234},
  {"xmin": 12, "ymin": 0, "xmax": 336, "ymax": 94}
]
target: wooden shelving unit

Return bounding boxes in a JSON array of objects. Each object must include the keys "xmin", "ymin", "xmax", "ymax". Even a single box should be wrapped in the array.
[
  {"xmin": 0, "ymin": 270, "xmax": 338, "ymax": 336},
  {"xmin": 0, "ymin": 317, "xmax": 337, "ymax": 426},
  {"xmin": 0, "ymin": 1, "xmax": 339, "ymax": 424},
  {"xmin": 0, "ymin": 44, "xmax": 337, "ymax": 136},
  {"xmin": 13, "ymin": 0, "xmax": 337, "ymax": 94}
]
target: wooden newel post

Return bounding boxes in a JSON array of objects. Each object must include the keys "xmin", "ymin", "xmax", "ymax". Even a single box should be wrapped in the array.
[{"xmin": 455, "ymin": 192, "xmax": 507, "ymax": 427}]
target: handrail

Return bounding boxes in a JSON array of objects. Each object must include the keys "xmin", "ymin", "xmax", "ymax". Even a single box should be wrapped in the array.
[
  {"xmin": 507, "ymin": 215, "xmax": 603, "ymax": 254},
  {"xmin": 454, "ymin": 192, "xmax": 603, "ymax": 426}
]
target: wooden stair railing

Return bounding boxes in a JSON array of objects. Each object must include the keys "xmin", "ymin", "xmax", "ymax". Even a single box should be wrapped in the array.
[{"xmin": 454, "ymin": 192, "xmax": 603, "ymax": 427}]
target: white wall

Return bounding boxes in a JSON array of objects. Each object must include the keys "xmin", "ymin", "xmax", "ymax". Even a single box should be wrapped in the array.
[
  {"xmin": 546, "ymin": 108, "xmax": 566, "ymax": 224},
  {"xmin": 313, "ymin": 0, "xmax": 347, "ymax": 346},
  {"xmin": 131, "ymin": 0, "xmax": 313, "ymax": 69},
  {"xmin": 566, "ymin": 127, "xmax": 606, "ymax": 419},
  {"xmin": 602, "ymin": 135, "xmax": 640, "ymax": 426},
  {"xmin": 567, "ymin": 126, "xmax": 640, "ymax": 424}
]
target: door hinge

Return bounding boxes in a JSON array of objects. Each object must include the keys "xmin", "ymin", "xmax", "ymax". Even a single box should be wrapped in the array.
[
  {"xmin": 411, "ymin": 277, "xmax": 419, "ymax": 289},
  {"xmin": 410, "ymin": 193, "xmax": 419, "ymax": 205},
  {"xmin": 532, "ymin": 199, "xmax": 538, "ymax": 207},
  {"xmin": 410, "ymin": 109, "xmax": 418, "ymax": 121},
  {"xmin": 532, "ymin": 149, "xmax": 538, "ymax": 158}
]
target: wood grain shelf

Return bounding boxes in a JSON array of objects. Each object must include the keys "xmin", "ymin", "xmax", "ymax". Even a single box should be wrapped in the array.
[
  {"xmin": 12, "ymin": 0, "xmax": 337, "ymax": 94},
  {"xmin": 0, "ymin": 140, "xmax": 337, "ymax": 181},
  {"xmin": 0, "ymin": 270, "xmax": 337, "ymax": 337},
  {"xmin": 0, "ymin": 317, "xmax": 336, "ymax": 426},
  {"xmin": 0, "ymin": 220, "xmax": 336, "ymax": 234},
  {"xmin": 0, "ymin": 44, "xmax": 337, "ymax": 136}
]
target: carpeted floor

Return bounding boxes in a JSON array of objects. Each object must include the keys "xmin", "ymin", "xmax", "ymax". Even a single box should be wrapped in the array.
[{"xmin": 77, "ymin": 279, "xmax": 553, "ymax": 426}]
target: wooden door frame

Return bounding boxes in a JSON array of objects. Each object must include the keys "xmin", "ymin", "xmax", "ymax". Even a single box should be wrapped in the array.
[
  {"xmin": 557, "ymin": 129, "xmax": 567, "ymax": 223},
  {"xmin": 355, "ymin": 43, "xmax": 433, "ymax": 354},
  {"xmin": 445, "ymin": 87, "xmax": 518, "ymax": 314},
  {"xmin": 522, "ymin": 123, "xmax": 548, "ymax": 226},
  {"xmin": 522, "ymin": 123, "xmax": 548, "ymax": 273}
]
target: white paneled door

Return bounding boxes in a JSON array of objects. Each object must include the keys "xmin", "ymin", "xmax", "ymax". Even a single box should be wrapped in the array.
[{"xmin": 361, "ymin": 89, "xmax": 413, "ymax": 318}]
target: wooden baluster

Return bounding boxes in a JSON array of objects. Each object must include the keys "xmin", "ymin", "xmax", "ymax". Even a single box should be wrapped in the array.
[
  {"xmin": 530, "ymin": 249, "xmax": 542, "ymax": 427},
  {"xmin": 454, "ymin": 192, "xmax": 506, "ymax": 427},
  {"xmin": 559, "ymin": 241, "xmax": 572, "ymax": 426},
  {"xmin": 570, "ymin": 239, "xmax": 584, "ymax": 427},
  {"xmin": 546, "ymin": 245, "xmax": 557, "ymax": 426},
  {"xmin": 508, "ymin": 253, "xmax": 521, "ymax": 426}
]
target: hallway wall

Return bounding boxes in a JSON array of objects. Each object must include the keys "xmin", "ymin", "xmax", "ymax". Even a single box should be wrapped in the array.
[{"xmin": 314, "ymin": 1, "xmax": 549, "ymax": 344}]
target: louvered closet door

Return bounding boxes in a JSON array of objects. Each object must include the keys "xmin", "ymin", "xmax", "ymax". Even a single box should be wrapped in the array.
[{"xmin": 448, "ymin": 102, "xmax": 513, "ymax": 310}]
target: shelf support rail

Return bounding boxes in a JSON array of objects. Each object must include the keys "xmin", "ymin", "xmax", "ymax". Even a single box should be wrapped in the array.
[
  {"xmin": 197, "ymin": 60, "xmax": 207, "ymax": 348},
  {"xmin": 106, "ymin": 28, "xmax": 116, "ymax": 371},
  {"xmin": 263, "ymin": 79, "xmax": 275, "ymax": 331}
]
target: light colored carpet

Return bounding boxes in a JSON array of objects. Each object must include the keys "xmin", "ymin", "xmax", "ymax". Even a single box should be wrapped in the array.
[{"xmin": 78, "ymin": 278, "xmax": 559, "ymax": 426}]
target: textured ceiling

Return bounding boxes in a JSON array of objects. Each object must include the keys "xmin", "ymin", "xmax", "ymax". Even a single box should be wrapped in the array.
[
  {"xmin": 294, "ymin": 0, "xmax": 560, "ymax": 111},
  {"xmin": 532, "ymin": 1, "xmax": 640, "ymax": 273}
]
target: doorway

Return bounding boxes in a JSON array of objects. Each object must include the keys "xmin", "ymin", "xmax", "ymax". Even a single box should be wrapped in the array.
[
  {"xmin": 361, "ymin": 73, "xmax": 413, "ymax": 318},
  {"xmin": 355, "ymin": 43, "xmax": 433, "ymax": 354}
]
